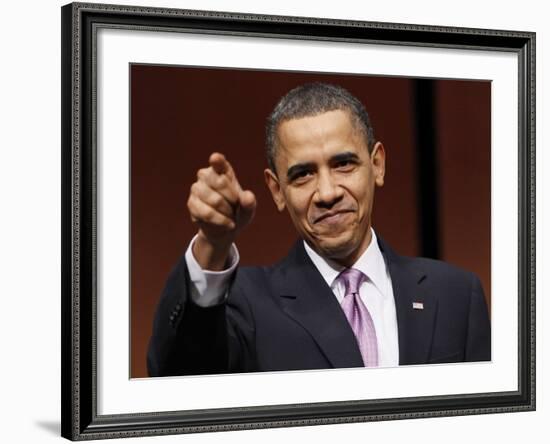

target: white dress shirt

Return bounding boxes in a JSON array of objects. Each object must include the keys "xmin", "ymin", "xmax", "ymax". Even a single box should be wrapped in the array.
[
  {"xmin": 185, "ymin": 235, "xmax": 240, "ymax": 307},
  {"xmin": 184, "ymin": 228, "xmax": 399, "ymax": 367}
]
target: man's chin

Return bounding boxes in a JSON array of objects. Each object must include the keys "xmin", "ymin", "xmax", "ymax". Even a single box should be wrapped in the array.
[{"xmin": 313, "ymin": 238, "xmax": 357, "ymax": 264}]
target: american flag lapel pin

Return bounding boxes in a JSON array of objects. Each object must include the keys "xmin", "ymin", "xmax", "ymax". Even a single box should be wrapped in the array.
[{"xmin": 412, "ymin": 301, "xmax": 424, "ymax": 310}]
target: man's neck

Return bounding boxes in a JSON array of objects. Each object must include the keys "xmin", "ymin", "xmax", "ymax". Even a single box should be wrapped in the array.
[{"xmin": 303, "ymin": 228, "xmax": 379, "ymax": 286}]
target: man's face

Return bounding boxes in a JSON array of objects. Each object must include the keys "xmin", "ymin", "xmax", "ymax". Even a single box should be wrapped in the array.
[{"xmin": 265, "ymin": 109, "xmax": 385, "ymax": 266}]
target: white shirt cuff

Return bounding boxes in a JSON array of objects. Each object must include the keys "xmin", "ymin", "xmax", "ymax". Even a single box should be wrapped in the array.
[{"xmin": 184, "ymin": 234, "xmax": 240, "ymax": 307}]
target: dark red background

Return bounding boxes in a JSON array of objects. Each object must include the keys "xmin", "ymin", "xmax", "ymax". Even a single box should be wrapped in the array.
[{"xmin": 130, "ymin": 65, "xmax": 491, "ymax": 378}]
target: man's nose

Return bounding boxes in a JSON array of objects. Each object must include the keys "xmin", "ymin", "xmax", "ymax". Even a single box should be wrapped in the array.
[{"xmin": 314, "ymin": 171, "xmax": 343, "ymax": 207}]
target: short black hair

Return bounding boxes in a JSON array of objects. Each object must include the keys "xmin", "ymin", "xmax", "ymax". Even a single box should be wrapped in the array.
[{"xmin": 265, "ymin": 83, "xmax": 375, "ymax": 174}]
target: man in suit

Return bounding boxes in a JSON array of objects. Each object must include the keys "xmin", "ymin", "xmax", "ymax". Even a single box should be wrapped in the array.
[{"xmin": 147, "ymin": 83, "xmax": 491, "ymax": 377}]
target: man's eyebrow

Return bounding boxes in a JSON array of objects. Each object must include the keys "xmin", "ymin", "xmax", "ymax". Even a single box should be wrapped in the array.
[
  {"xmin": 286, "ymin": 162, "xmax": 315, "ymax": 181},
  {"xmin": 331, "ymin": 151, "xmax": 360, "ymax": 164}
]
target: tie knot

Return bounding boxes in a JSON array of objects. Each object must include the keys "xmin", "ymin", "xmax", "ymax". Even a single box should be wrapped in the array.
[{"xmin": 338, "ymin": 268, "xmax": 366, "ymax": 295}]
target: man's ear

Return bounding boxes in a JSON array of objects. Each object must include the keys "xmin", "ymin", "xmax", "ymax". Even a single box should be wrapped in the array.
[
  {"xmin": 371, "ymin": 141, "xmax": 386, "ymax": 187},
  {"xmin": 264, "ymin": 168, "xmax": 286, "ymax": 212}
]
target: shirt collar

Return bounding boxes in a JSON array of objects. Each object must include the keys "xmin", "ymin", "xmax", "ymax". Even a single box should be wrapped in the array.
[{"xmin": 303, "ymin": 228, "xmax": 388, "ymax": 295}]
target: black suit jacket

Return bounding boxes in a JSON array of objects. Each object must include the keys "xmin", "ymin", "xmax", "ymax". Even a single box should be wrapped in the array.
[{"xmin": 147, "ymin": 237, "xmax": 491, "ymax": 376}]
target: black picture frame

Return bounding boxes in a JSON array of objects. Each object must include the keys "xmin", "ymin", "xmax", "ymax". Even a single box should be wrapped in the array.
[{"xmin": 61, "ymin": 2, "xmax": 536, "ymax": 440}]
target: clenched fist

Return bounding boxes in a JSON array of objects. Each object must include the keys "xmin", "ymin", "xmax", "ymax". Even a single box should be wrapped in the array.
[{"xmin": 187, "ymin": 153, "xmax": 256, "ymax": 270}]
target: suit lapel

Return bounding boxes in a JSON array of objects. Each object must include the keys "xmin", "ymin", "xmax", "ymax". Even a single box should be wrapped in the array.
[
  {"xmin": 378, "ymin": 237, "xmax": 438, "ymax": 365},
  {"xmin": 273, "ymin": 241, "xmax": 364, "ymax": 369}
]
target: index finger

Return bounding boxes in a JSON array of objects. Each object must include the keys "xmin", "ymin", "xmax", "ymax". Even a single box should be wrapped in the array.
[{"xmin": 209, "ymin": 152, "xmax": 234, "ymax": 177}]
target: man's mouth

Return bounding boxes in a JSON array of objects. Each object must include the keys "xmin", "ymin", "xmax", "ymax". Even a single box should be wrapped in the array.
[{"xmin": 313, "ymin": 210, "xmax": 354, "ymax": 224}]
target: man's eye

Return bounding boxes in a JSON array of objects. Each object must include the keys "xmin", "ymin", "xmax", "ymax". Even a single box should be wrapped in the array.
[
  {"xmin": 291, "ymin": 170, "xmax": 313, "ymax": 183},
  {"xmin": 335, "ymin": 160, "xmax": 354, "ymax": 169}
]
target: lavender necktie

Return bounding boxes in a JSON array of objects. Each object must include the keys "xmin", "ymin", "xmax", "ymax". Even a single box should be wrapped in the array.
[{"xmin": 338, "ymin": 268, "xmax": 379, "ymax": 367}]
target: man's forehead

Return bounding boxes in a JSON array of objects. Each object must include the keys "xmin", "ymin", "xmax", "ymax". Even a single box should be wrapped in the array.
[
  {"xmin": 278, "ymin": 111, "xmax": 364, "ymax": 153},
  {"xmin": 277, "ymin": 110, "xmax": 356, "ymax": 145}
]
